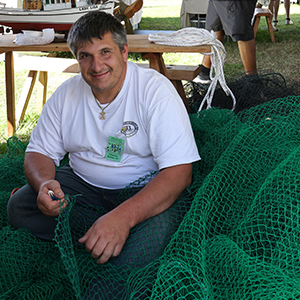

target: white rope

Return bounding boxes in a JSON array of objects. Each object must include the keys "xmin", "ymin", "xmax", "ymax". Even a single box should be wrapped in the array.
[{"xmin": 148, "ymin": 28, "xmax": 236, "ymax": 111}]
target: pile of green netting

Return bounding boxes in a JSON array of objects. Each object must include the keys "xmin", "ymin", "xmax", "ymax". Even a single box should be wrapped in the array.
[{"xmin": 2, "ymin": 94, "xmax": 300, "ymax": 299}]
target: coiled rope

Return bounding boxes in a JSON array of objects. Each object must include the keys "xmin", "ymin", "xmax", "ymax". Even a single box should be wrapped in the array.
[{"xmin": 148, "ymin": 28, "xmax": 236, "ymax": 111}]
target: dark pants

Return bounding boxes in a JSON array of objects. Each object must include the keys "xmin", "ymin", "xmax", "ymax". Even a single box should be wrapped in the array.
[
  {"xmin": 7, "ymin": 165, "xmax": 187, "ymax": 267},
  {"xmin": 7, "ymin": 165, "xmax": 189, "ymax": 299},
  {"xmin": 7, "ymin": 165, "xmax": 123, "ymax": 241}
]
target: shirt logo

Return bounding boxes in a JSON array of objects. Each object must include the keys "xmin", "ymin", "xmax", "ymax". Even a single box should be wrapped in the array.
[{"xmin": 120, "ymin": 121, "xmax": 138, "ymax": 137}]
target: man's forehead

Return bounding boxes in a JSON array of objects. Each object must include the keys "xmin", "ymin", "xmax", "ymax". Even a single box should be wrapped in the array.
[{"xmin": 77, "ymin": 33, "xmax": 116, "ymax": 52}]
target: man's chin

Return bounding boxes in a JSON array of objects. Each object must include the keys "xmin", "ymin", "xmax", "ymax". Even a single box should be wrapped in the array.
[{"xmin": 91, "ymin": 84, "xmax": 111, "ymax": 95}]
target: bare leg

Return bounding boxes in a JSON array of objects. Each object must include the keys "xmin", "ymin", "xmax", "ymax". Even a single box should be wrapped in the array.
[
  {"xmin": 285, "ymin": 0, "xmax": 290, "ymax": 18},
  {"xmin": 284, "ymin": 0, "xmax": 293, "ymax": 24},
  {"xmin": 268, "ymin": 0, "xmax": 274, "ymax": 14},
  {"xmin": 272, "ymin": 0, "xmax": 280, "ymax": 22},
  {"xmin": 237, "ymin": 39, "xmax": 257, "ymax": 75},
  {"xmin": 266, "ymin": 0, "xmax": 279, "ymax": 31}
]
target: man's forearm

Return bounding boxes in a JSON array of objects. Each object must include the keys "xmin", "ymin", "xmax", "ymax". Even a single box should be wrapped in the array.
[
  {"xmin": 24, "ymin": 152, "xmax": 56, "ymax": 193},
  {"xmin": 79, "ymin": 163, "xmax": 193, "ymax": 264},
  {"xmin": 114, "ymin": 163, "xmax": 193, "ymax": 229}
]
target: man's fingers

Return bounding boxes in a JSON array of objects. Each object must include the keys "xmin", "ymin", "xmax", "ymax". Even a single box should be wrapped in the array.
[
  {"xmin": 79, "ymin": 230, "xmax": 122, "ymax": 264},
  {"xmin": 48, "ymin": 189, "xmax": 64, "ymax": 200},
  {"xmin": 112, "ymin": 244, "xmax": 123, "ymax": 258},
  {"xmin": 38, "ymin": 196, "xmax": 67, "ymax": 216},
  {"xmin": 83, "ymin": 233, "xmax": 110, "ymax": 261},
  {"xmin": 97, "ymin": 242, "xmax": 117, "ymax": 264},
  {"xmin": 89, "ymin": 239, "xmax": 106, "ymax": 259},
  {"xmin": 78, "ymin": 227, "xmax": 92, "ymax": 244},
  {"xmin": 78, "ymin": 213, "xmax": 129, "ymax": 264}
]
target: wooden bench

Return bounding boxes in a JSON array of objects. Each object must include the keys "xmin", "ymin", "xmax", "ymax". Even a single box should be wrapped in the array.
[
  {"xmin": 252, "ymin": 8, "xmax": 275, "ymax": 42},
  {"xmin": 15, "ymin": 54, "xmax": 200, "ymax": 124}
]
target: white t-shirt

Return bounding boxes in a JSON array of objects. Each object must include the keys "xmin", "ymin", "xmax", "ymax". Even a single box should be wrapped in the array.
[{"xmin": 26, "ymin": 61, "xmax": 200, "ymax": 189}]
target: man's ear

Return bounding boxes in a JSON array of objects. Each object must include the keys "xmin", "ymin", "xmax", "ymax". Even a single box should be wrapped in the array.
[{"xmin": 122, "ymin": 43, "xmax": 129, "ymax": 62}]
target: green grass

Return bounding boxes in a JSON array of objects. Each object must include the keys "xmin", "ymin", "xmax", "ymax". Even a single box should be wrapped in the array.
[
  {"xmin": 138, "ymin": 0, "xmax": 300, "ymax": 81},
  {"xmin": 0, "ymin": 0, "xmax": 300, "ymax": 145}
]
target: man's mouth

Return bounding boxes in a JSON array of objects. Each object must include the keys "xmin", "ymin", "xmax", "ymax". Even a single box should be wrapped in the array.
[{"xmin": 91, "ymin": 69, "xmax": 110, "ymax": 78}]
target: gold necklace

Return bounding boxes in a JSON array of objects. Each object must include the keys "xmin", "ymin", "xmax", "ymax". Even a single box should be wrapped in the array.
[
  {"xmin": 94, "ymin": 81, "xmax": 124, "ymax": 120},
  {"xmin": 95, "ymin": 100, "xmax": 113, "ymax": 120}
]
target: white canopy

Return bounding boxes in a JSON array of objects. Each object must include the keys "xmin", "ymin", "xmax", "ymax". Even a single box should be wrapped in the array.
[{"xmin": 180, "ymin": 0, "xmax": 208, "ymax": 28}]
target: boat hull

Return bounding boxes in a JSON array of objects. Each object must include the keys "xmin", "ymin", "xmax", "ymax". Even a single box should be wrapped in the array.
[{"xmin": 0, "ymin": 3, "xmax": 114, "ymax": 33}]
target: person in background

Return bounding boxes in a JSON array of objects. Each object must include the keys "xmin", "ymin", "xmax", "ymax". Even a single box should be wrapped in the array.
[
  {"xmin": 256, "ymin": 0, "xmax": 293, "ymax": 32},
  {"xmin": 195, "ymin": 0, "xmax": 257, "ymax": 84},
  {"xmin": 271, "ymin": 0, "xmax": 293, "ymax": 29}
]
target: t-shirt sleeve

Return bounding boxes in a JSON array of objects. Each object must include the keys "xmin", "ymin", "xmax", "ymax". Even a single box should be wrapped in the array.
[
  {"xmin": 145, "ymin": 80, "xmax": 200, "ymax": 170},
  {"xmin": 26, "ymin": 84, "xmax": 67, "ymax": 166}
]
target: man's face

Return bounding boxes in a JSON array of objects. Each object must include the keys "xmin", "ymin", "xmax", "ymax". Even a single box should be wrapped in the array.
[{"xmin": 77, "ymin": 32, "xmax": 128, "ymax": 101}]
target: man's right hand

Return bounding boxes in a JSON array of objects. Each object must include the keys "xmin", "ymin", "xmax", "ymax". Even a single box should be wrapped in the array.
[
  {"xmin": 24, "ymin": 152, "xmax": 68, "ymax": 217},
  {"xmin": 37, "ymin": 180, "xmax": 67, "ymax": 217}
]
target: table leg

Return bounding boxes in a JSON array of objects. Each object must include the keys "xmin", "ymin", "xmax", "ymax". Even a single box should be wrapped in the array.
[
  {"xmin": 171, "ymin": 80, "xmax": 191, "ymax": 113},
  {"xmin": 5, "ymin": 51, "xmax": 15, "ymax": 136},
  {"xmin": 141, "ymin": 53, "xmax": 167, "ymax": 75},
  {"xmin": 37, "ymin": 71, "xmax": 48, "ymax": 112},
  {"xmin": 16, "ymin": 70, "xmax": 38, "ymax": 127}
]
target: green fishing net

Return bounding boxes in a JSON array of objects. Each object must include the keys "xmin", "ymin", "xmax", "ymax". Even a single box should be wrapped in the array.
[{"xmin": 1, "ymin": 94, "xmax": 300, "ymax": 299}]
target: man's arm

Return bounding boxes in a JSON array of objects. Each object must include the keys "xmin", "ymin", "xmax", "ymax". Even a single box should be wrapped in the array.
[
  {"xmin": 24, "ymin": 152, "xmax": 66, "ymax": 216},
  {"xmin": 79, "ymin": 163, "xmax": 193, "ymax": 264}
]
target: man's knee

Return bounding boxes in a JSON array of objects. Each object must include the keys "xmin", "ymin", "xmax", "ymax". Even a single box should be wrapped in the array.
[
  {"xmin": 7, "ymin": 185, "xmax": 57, "ymax": 241},
  {"xmin": 7, "ymin": 185, "xmax": 35, "ymax": 228}
]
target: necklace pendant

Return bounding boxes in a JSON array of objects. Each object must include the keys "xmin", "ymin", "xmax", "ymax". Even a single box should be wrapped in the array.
[{"xmin": 99, "ymin": 112, "xmax": 106, "ymax": 120}]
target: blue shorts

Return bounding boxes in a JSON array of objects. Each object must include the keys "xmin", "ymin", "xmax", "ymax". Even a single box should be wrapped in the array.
[{"xmin": 205, "ymin": 0, "xmax": 257, "ymax": 41}]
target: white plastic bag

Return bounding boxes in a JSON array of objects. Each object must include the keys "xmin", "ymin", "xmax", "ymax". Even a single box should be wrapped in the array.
[{"xmin": 15, "ymin": 28, "xmax": 55, "ymax": 46}]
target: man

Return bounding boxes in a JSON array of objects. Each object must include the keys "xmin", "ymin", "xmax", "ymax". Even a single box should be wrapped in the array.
[
  {"xmin": 195, "ymin": 0, "xmax": 257, "ymax": 84},
  {"xmin": 7, "ymin": 11, "xmax": 200, "ymax": 269}
]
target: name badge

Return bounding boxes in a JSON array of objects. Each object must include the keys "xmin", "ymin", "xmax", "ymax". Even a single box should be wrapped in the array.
[{"xmin": 105, "ymin": 136, "xmax": 124, "ymax": 162}]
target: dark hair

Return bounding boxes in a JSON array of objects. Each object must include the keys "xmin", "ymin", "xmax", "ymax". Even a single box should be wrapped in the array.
[{"xmin": 67, "ymin": 11, "xmax": 127, "ymax": 58}]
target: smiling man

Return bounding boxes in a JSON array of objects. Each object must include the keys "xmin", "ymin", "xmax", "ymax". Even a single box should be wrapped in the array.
[
  {"xmin": 77, "ymin": 32, "xmax": 127, "ymax": 101},
  {"xmin": 7, "ymin": 11, "xmax": 200, "ymax": 281}
]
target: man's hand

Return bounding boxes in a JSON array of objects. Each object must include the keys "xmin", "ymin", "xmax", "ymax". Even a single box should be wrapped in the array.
[
  {"xmin": 78, "ymin": 164, "xmax": 192, "ymax": 264},
  {"xmin": 25, "ymin": 152, "xmax": 67, "ymax": 217},
  {"xmin": 78, "ymin": 210, "xmax": 130, "ymax": 264},
  {"xmin": 37, "ymin": 180, "xmax": 67, "ymax": 217}
]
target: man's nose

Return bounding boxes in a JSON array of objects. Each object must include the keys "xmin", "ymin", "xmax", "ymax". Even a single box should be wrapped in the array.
[{"xmin": 91, "ymin": 56, "xmax": 104, "ymax": 71}]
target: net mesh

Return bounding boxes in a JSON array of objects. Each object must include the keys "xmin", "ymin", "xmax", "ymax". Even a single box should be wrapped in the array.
[
  {"xmin": 187, "ymin": 72, "xmax": 300, "ymax": 113},
  {"xmin": 1, "ymin": 77, "xmax": 300, "ymax": 299}
]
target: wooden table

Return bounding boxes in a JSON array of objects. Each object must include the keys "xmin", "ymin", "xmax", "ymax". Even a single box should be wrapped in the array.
[{"xmin": 0, "ymin": 34, "xmax": 211, "ymax": 136}]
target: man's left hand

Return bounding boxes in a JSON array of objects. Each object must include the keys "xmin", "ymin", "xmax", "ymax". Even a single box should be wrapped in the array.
[{"xmin": 78, "ymin": 210, "xmax": 130, "ymax": 264}]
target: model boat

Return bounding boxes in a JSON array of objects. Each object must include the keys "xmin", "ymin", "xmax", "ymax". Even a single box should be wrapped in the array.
[{"xmin": 0, "ymin": 0, "xmax": 115, "ymax": 34}]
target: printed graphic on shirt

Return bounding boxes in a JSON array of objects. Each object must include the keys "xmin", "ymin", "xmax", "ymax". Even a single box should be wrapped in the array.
[{"xmin": 120, "ymin": 121, "xmax": 139, "ymax": 137}]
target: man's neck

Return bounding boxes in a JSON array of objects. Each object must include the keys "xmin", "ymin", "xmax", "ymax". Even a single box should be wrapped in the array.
[{"xmin": 93, "ymin": 64, "xmax": 127, "ymax": 104}]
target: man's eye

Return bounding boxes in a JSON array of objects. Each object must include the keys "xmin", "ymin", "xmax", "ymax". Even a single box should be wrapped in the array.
[{"xmin": 79, "ymin": 53, "xmax": 90, "ymax": 59}]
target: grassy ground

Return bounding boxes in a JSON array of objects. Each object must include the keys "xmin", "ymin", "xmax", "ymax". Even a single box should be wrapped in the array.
[
  {"xmin": 0, "ymin": 0, "xmax": 300, "ymax": 143},
  {"xmin": 138, "ymin": 0, "xmax": 300, "ymax": 80}
]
